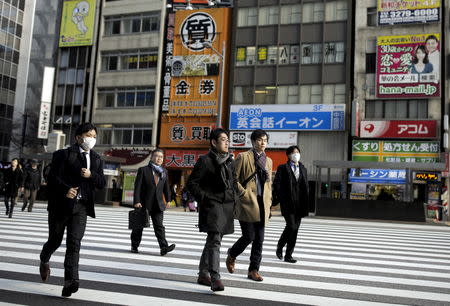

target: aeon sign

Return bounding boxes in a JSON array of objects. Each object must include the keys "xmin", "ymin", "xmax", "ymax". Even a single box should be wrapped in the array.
[{"xmin": 360, "ymin": 120, "xmax": 437, "ymax": 138}]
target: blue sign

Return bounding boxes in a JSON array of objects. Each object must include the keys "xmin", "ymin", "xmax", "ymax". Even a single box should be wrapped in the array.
[
  {"xmin": 229, "ymin": 104, "xmax": 345, "ymax": 131},
  {"xmin": 349, "ymin": 169, "xmax": 406, "ymax": 184}
]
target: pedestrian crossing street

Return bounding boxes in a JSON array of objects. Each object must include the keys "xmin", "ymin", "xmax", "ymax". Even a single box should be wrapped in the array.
[{"xmin": 1, "ymin": 204, "xmax": 450, "ymax": 305}]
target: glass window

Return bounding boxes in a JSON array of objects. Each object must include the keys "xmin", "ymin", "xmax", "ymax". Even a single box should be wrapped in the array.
[
  {"xmin": 277, "ymin": 86, "xmax": 287, "ymax": 104},
  {"xmin": 136, "ymin": 91, "xmax": 145, "ymax": 106},
  {"xmin": 367, "ymin": 7, "xmax": 377, "ymax": 26},
  {"xmin": 324, "ymin": 42, "xmax": 345, "ymax": 63},
  {"xmin": 255, "ymin": 86, "xmax": 276, "ymax": 104},
  {"xmin": 98, "ymin": 129, "xmax": 112, "ymax": 145},
  {"xmin": 268, "ymin": 46, "xmax": 277, "ymax": 65},
  {"xmin": 74, "ymin": 86, "xmax": 83, "ymax": 105},
  {"xmin": 326, "ymin": 1, "xmax": 348, "ymax": 21},
  {"xmin": 126, "ymin": 92, "xmax": 135, "ymax": 107},
  {"xmin": 281, "ymin": 5, "xmax": 301, "ymax": 24},
  {"xmin": 278, "ymin": 45, "xmax": 289, "ymax": 64},
  {"xmin": 60, "ymin": 49, "xmax": 69, "ymax": 68},
  {"xmin": 234, "ymin": 86, "xmax": 253, "ymax": 104},
  {"xmin": 248, "ymin": 8, "xmax": 257, "ymax": 26},
  {"xmin": 117, "ymin": 92, "xmax": 125, "ymax": 107},
  {"xmin": 143, "ymin": 129, "xmax": 152, "ymax": 144},
  {"xmin": 133, "ymin": 130, "xmax": 142, "ymax": 145},
  {"xmin": 68, "ymin": 48, "xmax": 77, "ymax": 68},
  {"xmin": 145, "ymin": 91, "xmax": 154, "ymax": 106},
  {"xmin": 246, "ymin": 47, "xmax": 256, "ymax": 65},
  {"xmin": 108, "ymin": 56, "xmax": 118, "ymax": 71},
  {"xmin": 236, "ymin": 47, "xmax": 246, "ymax": 66},
  {"xmin": 268, "ymin": 6, "xmax": 279, "ymax": 25},
  {"xmin": 288, "ymin": 86, "xmax": 298, "ymax": 104},
  {"xmin": 311, "ymin": 85, "xmax": 322, "ymax": 103},
  {"xmin": 132, "ymin": 18, "xmax": 141, "ymax": 33},
  {"xmin": 257, "ymin": 46, "xmax": 267, "ymax": 65},
  {"xmin": 323, "ymin": 85, "xmax": 334, "ymax": 104},
  {"xmin": 66, "ymin": 68, "xmax": 76, "ymax": 84},
  {"xmin": 290, "ymin": 45, "xmax": 300, "ymax": 64},
  {"xmin": 122, "ymin": 129, "xmax": 132, "ymax": 144},
  {"xmin": 259, "ymin": 6, "xmax": 279, "ymax": 25}
]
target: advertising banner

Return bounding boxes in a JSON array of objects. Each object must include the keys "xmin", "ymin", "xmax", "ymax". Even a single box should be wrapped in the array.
[
  {"xmin": 167, "ymin": 8, "xmax": 231, "ymax": 116},
  {"xmin": 377, "ymin": 0, "xmax": 440, "ymax": 25},
  {"xmin": 161, "ymin": 13, "xmax": 175, "ymax": 113},
  {"xmin": 352, "ymin": 140, "xmax": 440, "ymax": 163},
  {"xmin": 229, "ymin": 104, "xmax": 345, "ymax": 131},
  {"xmin": 230, "ymin": 131, "xmax": 297, "ymax": 148},
  {"xmin": 377, "ymin": 34, "xmax": 440, "ymax": 98},
  {"xmin": 349, "ymin": 169, "xmax": 406, "ymax": 184},
  {"xmin": 360, "ymin": 120, "xmax": 437, "ymax": 138},
  {"xmin": 59, "ymin": 0, "xmax": 97, "ymax": 47},
  {"xmin": 37, "ymin": 103, "xmax": 51, "ymax": 139},
  {"xmin": 159, "ymin": 118, "xmax": 215, "ymax": 148}
]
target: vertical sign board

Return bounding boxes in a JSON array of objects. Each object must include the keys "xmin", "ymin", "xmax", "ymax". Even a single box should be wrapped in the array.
[
  {"xmin": 161, "ymin": 13, "xmax": 175, "ymax": 113},
  {"xmin": 59, "ymin": 0, "xmax": 97, "ymax": 47},
  {"xmin": 378, "ymin": 0, "xmax": 440, "ymax": 26},
  {"xmin": 38, "ymin": 67, "xmax": 55, "ymax": 139},
  {"xmin": 168, "ymin": 8, "xmax": 231, "ymax": 116},
  {"xmin": 377, "ymin": 34, "xmax": 440, "ymax": 99}
]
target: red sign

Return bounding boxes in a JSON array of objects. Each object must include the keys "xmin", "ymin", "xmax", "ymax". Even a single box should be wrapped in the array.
[
  {"xmin": 164, "ymin": 149, "xmax": 288, "ymax": 170},
  {"xmin": 360, "ymin": 120, "xmax": 437, "ymax": 138}
]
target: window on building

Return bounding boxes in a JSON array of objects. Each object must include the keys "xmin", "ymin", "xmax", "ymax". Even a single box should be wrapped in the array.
[
  {"xmin": 102, "ymin": 49, "xmax": 157, "ymax": 71},
  {"xmin": 277, "ymin": 85, "xmax": 299, "ymax": 104},
  {"xmin": 237, "ymin": 7, "xmax": 258, "ymax": 27},
  {"xmin": 303, "ymin": 2, "xmax": 324, "ymax": 23},
  {"xmin": 236, "ymin": 47, "xmax": 246, "ymax": 66},
  {"xmin": 255, "ymin": 86, "xmax": 277, "ymax": 104},
  {"xmin": 367, "ymin": 7, "xmax": 377, "ymax": 26},
  {"xmin": 267, "ymin": 46, "xmax": 278, "ymax": 65},
  {"xmin": 104, "ymin": 13, "xmax": 160, "ymax": 36},
  {"xmin": 98, "ymin": 87, "xmax": 155, "ymax": 108},
  {"xmin": 280, "ymin": 4, "xmax": 301, "ymax": 24},
  {"xmin": 323, "ymin": 84, "xmax": 346, "ymax": 104},
  {"xmin": 325, "ymin": 1, "xmax": 348, "ymax": 21},
  {"xmin": 299, "ymin": 84, "xmax": 325, "ymax": 104},
  {"xmin": 324, "ymin": 42, "xmax": 345, "ymax": 63},
  {"xmin": 278, "ymin": 45, "xmax": 290, "ymax": 64},
  {"xmin": 100, "ymin": 125, "xmax": 152, "ymax": 146},
  {"xmin": 365, "ymin": 100, "xmax": 428, "ymax": 119},
  {"xmin": 366, "ymin": 53, "xmax": 376, "ymax": 73},
  {"xmin": 234, "ymin": 86, "xmax": 254, "ymax": 104},
  {"xmin": 258, "ymin": 6, "xmax": 279, "ymax": 26},
  {"xmin": 301, "ymin": 43, "xmax": 322, "ymax": 64}
]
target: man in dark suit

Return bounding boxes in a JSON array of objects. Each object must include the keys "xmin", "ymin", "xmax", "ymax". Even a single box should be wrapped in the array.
[
  {"xmin": 131, "ymin": 148, "xmax": 175, "ymax": 255},
  {"xmin": 39, "ymin": 123, "xmax": 106, "ymax": 297},
  {"xmin": 272, "ymin": 145, "xmax": 309, "ymax": 263}
]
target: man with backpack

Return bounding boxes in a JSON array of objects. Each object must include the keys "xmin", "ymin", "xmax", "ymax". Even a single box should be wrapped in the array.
[{"xmin": 39, "ymin": 123, "xmax": 105, "ymax": 297}]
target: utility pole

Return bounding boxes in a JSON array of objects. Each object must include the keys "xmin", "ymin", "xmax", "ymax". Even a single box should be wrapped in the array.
[{"xmin": 20, "ymin": 113, "xmax": 29, "ymax": 157}]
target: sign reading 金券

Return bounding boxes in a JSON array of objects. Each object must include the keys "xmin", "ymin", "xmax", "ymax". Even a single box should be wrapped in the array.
[{"xmin": 229, "ymin": 104, "xmax": 345, "ymax": 131}]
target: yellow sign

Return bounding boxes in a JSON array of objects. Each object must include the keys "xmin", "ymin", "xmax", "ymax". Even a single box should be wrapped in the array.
[
  {"xmin": 378, "ymin": 0, "xmax": 440, "ymax": 11},
  {"xmin": 258, "ymin": 47, "xmax": 267, "ymax": 61},
  {"xmin": 59, "ymin": 0, "xmax": 97, "ymax": 47},
  {"xmin": 377, "ymin": 33, "xmax": 439, "ymax": 45},
  {"xmin": 236, "ymin": 47, "xmax": 246, "ymax": 61}
]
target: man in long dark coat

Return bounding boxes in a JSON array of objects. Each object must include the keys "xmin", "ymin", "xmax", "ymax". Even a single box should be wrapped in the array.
[
  {"xmin": 272, "ymin": 145, "xmax": 309, "ymax": 263},
  {"xmin": 187, "ymin": 128, "xmax": 239, "ymax": 292}
]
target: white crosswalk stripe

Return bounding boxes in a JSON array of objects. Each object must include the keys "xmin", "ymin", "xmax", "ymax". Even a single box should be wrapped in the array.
[{"xmin": 1, "ymin": 204, "xmax": 450, "ymax": 305}]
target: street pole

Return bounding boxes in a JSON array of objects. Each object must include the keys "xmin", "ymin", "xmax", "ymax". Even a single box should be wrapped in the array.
[
  {"xmin": 217, "ymin": 41, "xmax": 225, "ymax": 128},
  {"xmin": 21, "ymin": 113, "xmax": 28, "ymax": 157}
]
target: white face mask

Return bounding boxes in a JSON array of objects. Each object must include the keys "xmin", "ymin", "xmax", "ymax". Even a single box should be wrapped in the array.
[
  {"xmin": 80, "ymin": 137, "xmax": 96, "ymax": 151},
  {"xmin": 289, "ymin": 153, "xmax": 301, "ymax": 163}
]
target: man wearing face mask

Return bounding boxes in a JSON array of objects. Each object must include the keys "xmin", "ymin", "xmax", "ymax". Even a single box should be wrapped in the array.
[
  {"xmin": 272, "ymin": 145, "xmax": 309, "ymax": 263},
  {"xmin": 39, "ymin": 123, "xmax": 106, "ymax": 297}
]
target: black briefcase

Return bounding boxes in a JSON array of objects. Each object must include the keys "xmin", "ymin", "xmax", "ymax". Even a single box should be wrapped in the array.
[{"xmin": 128, "ymin": 208, "xmax": 150, "ymax": 230}]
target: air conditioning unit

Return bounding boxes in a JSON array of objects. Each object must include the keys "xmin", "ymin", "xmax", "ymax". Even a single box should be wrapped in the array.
[{"xmin": 47, "ymin": 130, "xmax": 66, "ymax": 153}]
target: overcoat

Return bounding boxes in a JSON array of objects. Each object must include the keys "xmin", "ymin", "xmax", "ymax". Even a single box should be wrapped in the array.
[
  {"xmin": 24, "ymin": 167, "xmax": 41, "ymax": 190},
  {"xmin": 47, "ymin": 144, "xmax": 106, "ymax": 218},
  {"xmin": 187, "ymin": 151, "xmax": 239, "ymax": 234},
  {"xmin": 273, "ymin": 161, "xmax": 309, "ymax": 218},
  {"xmin": 3, "ymin": 167, "xmax": 23, "ymax": 197},
  {"xmin": 133, "ymin": 164, "xmax": 171, "ymax": 212},
  {"xmin": 234, "ymin": 150, "xmax": 272, "ymax": 224}
]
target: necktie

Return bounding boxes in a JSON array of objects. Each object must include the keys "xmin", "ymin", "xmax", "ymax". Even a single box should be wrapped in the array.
[
  {"xmin": 82, "ymin": 152, "xmax": 88, "ymax": 168},
  {"xmin": 294, "ymin": 165, "xmax": 300, "ymax": 181}
]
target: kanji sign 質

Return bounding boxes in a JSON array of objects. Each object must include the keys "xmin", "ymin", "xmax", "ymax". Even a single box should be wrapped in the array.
[{"xmin": 229, "ymin": 104, "xmax": 345, "ymax": 131}]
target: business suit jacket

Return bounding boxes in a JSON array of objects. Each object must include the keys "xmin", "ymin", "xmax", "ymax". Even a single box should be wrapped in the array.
[
  {"xmin": 234, "ymin": 150, "xmax": 272, "ymax": 224},
  {"xmin": 3, "ymin": 167, "xmax": 23, "ymax": 197},
  {"xmin": 273, "ymin": 161, "xmax": 309, "ymax": 218},
  {"xmin": 133, "ymin": 164, "xmax": 170, "ymax": 212},
  {"xmin": 47, "ymin": 144, "xmax": 106, "ymax": 218}
]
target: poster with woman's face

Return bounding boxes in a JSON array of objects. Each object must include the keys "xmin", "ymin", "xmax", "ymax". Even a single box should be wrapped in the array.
[{"xmin": 376, "ymin": 33, "xmax": 440, "ymax": 99}]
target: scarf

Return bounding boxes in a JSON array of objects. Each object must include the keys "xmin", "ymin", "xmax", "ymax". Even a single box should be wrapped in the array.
[
  {"xmin": 209, "ymin": 149, "xmax": 231, "ymax": 189},
  {"xmin": 149, "ymin": 162, "xmax": 165, "ymax": 179},
  {"xmin": 253, "ymin": 150, "xmax": 268, "ymax": 184}
]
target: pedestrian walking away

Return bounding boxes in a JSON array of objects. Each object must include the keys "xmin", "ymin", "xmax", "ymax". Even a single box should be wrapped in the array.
[
  {"xmin": 130, "ymin": 148, "xmax": 176, "ymax": 256},
  {"xmin": 272, "ymin": 145, "xmax": 309, "ymax": 263},
  {"xmin": 187, "ymin": 128, "xmax": 239, "ymax": 292},
  {"xmin": 39, "ymin": 123, "xmax": 106, "ymax": 297},
  {"xmin": 227, "ymin": 129, "xmax": 273, "ymax": 282},
  {"xmin": 22, "ymin": 159, "xmax": 42, "ymax": 212},
  {"xmin": 3, "ymin": 158, "xmax": 23, "ymax": 218}
]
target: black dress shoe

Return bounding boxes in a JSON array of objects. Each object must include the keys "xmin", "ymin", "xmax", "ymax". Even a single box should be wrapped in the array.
[
  {"xmin": 210, "ymin": 279, "xmax": 224, "ymax": 291},
  {"xmin": 131, "ymin": 247, "xmax": 138, "ymax": 253},
  {"xmin": 62, "ymin": 281, "xmax": 79, "ymax": 297},
  {"xmin": 160, "ymin": 244, "xmax": 175, "ymax": 256},
  {"xmin": 276, "ymin": 248, "xmax": 283, "ymax": 260},
  {"xmin": 284, "ymin": 257, "xmax": 297, "ymax": 263},
  {"xmin": 39, "ymin": 261, "xmax": 50, "ymax": 282},
  {"xmin": 21, "ymin": 205, "xmax": 26, "ymax": 211}
]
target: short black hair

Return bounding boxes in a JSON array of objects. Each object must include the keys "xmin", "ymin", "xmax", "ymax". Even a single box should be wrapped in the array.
[
  {"xmin": 286, "ymin": 145, "xmax": 301, "ymax": 156},
  {"xmin": 11, "ymin": 157, "xmax": 19, "ymax": 163},
  {"xmin": 151, "ymin": 148, "xmax": 165, "ymax": 158},
  {"xmin": 250, "ymin": 129, "xmax": 269, "ymax": 142},
  {"xmin": 425, "ymin": 35, "xmax": 438, "ymax": 43},
  {"xmin": 209, "ymin": 128, "xmax": 229, "ymax": 145},
  {"xmin": 75, "ymin": 123, "xmax": 97, "ymax": 136}
]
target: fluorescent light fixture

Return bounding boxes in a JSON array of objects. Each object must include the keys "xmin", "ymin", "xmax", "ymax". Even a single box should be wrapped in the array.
[{"xmin": 255, "ymin": 90, "xmax": 268, "ymax": 94}]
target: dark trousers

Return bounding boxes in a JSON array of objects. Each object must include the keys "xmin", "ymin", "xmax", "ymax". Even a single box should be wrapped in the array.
[
  {"xmin": 278, "ymin": 214, "xmax": 302, "ymax": 258},
  {"xmin": 131, "ymin": 209, "xmax": 168, "ymax": 249},
  {"xmin": 229, "ymin": 221, "xmax": 265, "ymax": 272},
  {"xmin": 199, "ymin": 232, "xmax": 223, "ymax": 281},
  {"xmin": 5, "ymin": 196, "xmax": 17, "ymax": 217},
  {"xmin": 40, "ymin": 202, "xmax": 87, "ymax": 281},
  {"xmin": 22, "ymin": 189, "xmax": 37, "ymax": 211}
]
